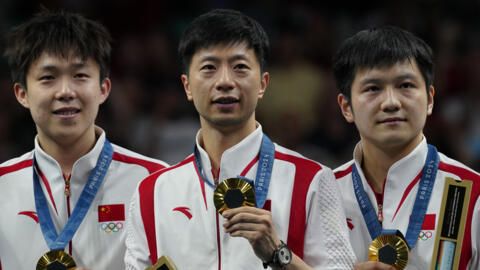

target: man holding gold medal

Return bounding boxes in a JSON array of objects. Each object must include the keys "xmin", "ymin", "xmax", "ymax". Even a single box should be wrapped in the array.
[
  {"xmin": 333, "ymin": 26, "xmax": 480, "ymax": 269},
  {"xmin": 125, "ymin": 9, "xmax": 356, "ymax": 270},
  {"xmin": 0, "ymin": 11, "xmax": 168, "ymax": 269}
]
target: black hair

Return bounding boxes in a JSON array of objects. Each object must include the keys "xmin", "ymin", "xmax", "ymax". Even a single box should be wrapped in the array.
[
  {"xmin": 333, "ymin": 26, "xmax": 434, "ymax": 100},
  {"xmin": 3, "ymin": 10, "xmax": 112, "ymax": 87},
  {"xmin": 178, "ymin": 9, "xmax": 269, "ymax": 74}
]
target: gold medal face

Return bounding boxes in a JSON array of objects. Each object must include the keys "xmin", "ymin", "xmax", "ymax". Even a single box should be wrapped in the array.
[
  {"xmin": 36, "ymin": 250, "xmax": 76, "ymax": 270},
  {"xmin": 213, "ymin": 178, "xmax": 256, "ymax": 214},
  {"xmin": 368, "ymin": 234, "xmax": 409, "ymax": 270}
]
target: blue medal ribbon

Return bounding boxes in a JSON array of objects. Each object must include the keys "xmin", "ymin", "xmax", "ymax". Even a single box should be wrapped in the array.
[
  {"xmin": 352, "ymin": 144, "xmax": 439, "ymax": 249},
  {"xmin": 193, "ymin": 134, "xmax": 275, "ymax": 209},
  {"xmin": 33, "ymin": 139, "xmax": 113, "ymax": 251}
]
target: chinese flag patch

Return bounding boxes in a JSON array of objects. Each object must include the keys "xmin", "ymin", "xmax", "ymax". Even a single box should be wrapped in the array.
[
  {"xmin": 421, "ymin": 214, "xmax": 436, "ymax": 230},
  {"xmin": 98, "ymin": 204, "xmax": 125, "ymax": 222}
]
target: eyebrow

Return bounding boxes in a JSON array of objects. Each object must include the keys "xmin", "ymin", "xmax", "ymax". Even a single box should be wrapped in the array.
[
  {"xmin": 198, "ymin": 54, "xmax": 251, "ymax": 63},
  {"xmin": 358, "ymin": 73, "xmax": 420, "ymax": 85},
  {"xmin": 37, "ymin": 62, "xmax": 88, "ymax": 72}
]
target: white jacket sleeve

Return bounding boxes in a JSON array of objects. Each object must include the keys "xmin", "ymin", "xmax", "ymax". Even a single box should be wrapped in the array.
[
  {"xmin": 124, "ymin": 186, "xmax": 152, "ymax": 270},
  {"xmin": 303, "ymin": 167, "xmax": 356, "ymax": 269}
]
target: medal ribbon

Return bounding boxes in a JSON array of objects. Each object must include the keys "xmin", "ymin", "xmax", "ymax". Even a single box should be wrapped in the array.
[
  {"xmin": 352, "ymin": 144, "xmax": 439, "ymax": 249},
  {"xmin": 194, "ymin": 134, "xmax": 275, "ymax": 208},
  {"xmin": 33, "ymin": 139, "xmax": 113, "ymax": 251}
]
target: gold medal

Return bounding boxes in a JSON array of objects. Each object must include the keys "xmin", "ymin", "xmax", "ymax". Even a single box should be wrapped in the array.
[
  {"xmin": 368, "ymin": 234, "xmax": 409, "ymax": 270},
  {"xmin": 145, "ymin": 255, "xmax": 178, "ymax": 270},
  {"xmin": 36, "ymin": 250, "xmax": 76, "ymax": 270},
  {"xmin": 213, "ymin": 177, "xmax": 256, "ymax": 214}
]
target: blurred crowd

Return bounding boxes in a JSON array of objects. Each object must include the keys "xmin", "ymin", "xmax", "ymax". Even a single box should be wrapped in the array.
[{"xmin": 1, "ymin": 0, "xmax": 479, "ymax": 171}]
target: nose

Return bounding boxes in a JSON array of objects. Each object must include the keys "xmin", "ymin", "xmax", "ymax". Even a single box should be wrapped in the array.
[
  {"xmin": 380, "ymin": 87, "xmax": 401, "ymax": 112},
  {"xmin": 55, "ymin": 78, "xmax": 76, "ymax": 101},
  {"xmin": 214, "ymin": 66, "xmax": 234, "ymax": 92}
]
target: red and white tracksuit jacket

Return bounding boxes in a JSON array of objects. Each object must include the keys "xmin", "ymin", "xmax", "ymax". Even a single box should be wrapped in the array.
[
  {"xmin": 0, "ymin": 129, "xmax": 167, "ymax": 270},
  {"xmin": 125, "ymin": 126, "xmax": 356, "ymax": 269},
  {"xmin": 334, "ymin": 138, "xmax": 480, "ymax": 270}
]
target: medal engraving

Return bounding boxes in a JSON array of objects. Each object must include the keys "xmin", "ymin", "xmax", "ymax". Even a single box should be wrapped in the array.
[
  {"xmin": 36, "ymin": 250, "xmax": 76, "ymax": 270},
  {"xmin": 369, "ymin": 234, "xmax": 409, "ymax": 270},
  {"xmin": 214, "ymin": 178, "xmax": 256, "ymax": 214}
]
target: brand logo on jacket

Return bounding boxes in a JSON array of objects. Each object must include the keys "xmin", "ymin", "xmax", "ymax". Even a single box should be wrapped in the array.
[
  {"xmin": 18, "ymin": 211, "xmax": 39, "ymax": 223},
  {"xmin": 173, "ymin": 207, "xmax": 193, "ymax": 220},
  {"xmin": 347, "ymin": 218, "xmax": 355, "ymax": 230}
]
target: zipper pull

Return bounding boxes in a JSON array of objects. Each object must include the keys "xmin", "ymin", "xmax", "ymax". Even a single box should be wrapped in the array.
[
  {"xmin": 64, "ymin": 174, "xmax": 71, "ymax": 197},
  {"xmin": 378, "ymin": 204, "xmax": 383, "ymax": 223}
]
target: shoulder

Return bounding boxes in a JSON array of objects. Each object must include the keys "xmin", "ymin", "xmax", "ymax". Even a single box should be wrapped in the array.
[
  {"xmin": 0, "ymin": 151, "xmax": 34, "ymax": 178},
  {"xmin": 137, "ymin": 155, "xmax": 196, "ymax": 193},
  {"xmin": 437, "ymin": 152, "xmax": 480, "ymax": 182},
  {"xmin": 333, "ymin": 160, "xmax": 355, "ymax": 181},
  {"xmin": 274, "ymin": 143, "xmax": 325, "ymax": 173},
  {"xmin": 110, "ymin": 143, "xmax": 169, "ymax": 174}
]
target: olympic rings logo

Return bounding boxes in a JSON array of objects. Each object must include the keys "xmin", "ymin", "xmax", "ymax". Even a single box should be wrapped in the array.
[
  {"xmin": 418, "ymin": 231, "xmax": 433, "ymax": 241},
  {"xmin": 100, "ymin": 222, "xmax": 124, "ymax": 233}
]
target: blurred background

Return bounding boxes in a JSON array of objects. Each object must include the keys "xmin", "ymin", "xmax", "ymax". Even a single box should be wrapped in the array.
[{"xmin": 0, "ymin": 0, "xmax": 479, "ymax": 171}]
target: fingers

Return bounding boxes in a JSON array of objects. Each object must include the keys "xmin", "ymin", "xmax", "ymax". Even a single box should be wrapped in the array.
[
  {"xmin": 354, "ymin": 261, "xmax": 395, "ymax": 270},
  {"xmin": 222, "ymin": 207, "xmax": 272, "ymax": 232}
]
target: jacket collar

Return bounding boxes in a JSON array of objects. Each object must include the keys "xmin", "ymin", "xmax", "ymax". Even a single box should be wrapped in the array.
[{"xmin": 195, "ymin": 124, "xmax": 263, "ymax": 187}]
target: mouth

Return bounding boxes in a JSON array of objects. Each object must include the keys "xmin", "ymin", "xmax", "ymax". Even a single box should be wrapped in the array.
[
  {"xmin": 377, "ymin": 117, "xmax": 406, "ymax": 124},
  {"xmin": 53, "ymin": 107, "xmax": 81, "ymax": 116},
  {"xmin": 212, "ymin": 97, "xmax": 239, "ymax": 105}
]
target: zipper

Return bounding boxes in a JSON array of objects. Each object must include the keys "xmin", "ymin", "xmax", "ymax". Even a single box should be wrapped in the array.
[
  {"xmin": 378, "ymin": 203, "xmax": 383, "ymax": 223},
  {"xmin": 64, "ymin": 173, "xmax": 73, "ymax": 255},
  {"xmin": 212, "ymin": 167, "xmax": 222, "ymax": 270}
]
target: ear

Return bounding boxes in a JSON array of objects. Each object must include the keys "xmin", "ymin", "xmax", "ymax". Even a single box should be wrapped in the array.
[
  {"xmin": 14, "ymin": 83, "xmax": 30, "ymax": 109},
  {"xmin": 338, "ymin": 93, "xmax": 355, "ymax": 123},
  {"xmin": 98, "ymin": 77, "xmax": 111, "ymax": 105},
  {"xmin": 427, "ymin": 85, "xmax": 434, "ymax": 116},
  {"xmin": 181, "ymin": 74, "xmax": 193, "ymax": 101},
  {"xmin": 258, "ymin": 72, "xmax": 270, "ymax": 99}
]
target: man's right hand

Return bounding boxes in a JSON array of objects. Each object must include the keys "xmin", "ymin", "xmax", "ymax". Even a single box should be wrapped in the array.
[{"xmin": 354, "ymin": 261, "xmax": 395, "ymax": 270}]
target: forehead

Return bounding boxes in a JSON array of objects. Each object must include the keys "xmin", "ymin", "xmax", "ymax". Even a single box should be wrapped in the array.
[
  {"xmin": 353, "ymin": 60, "xmax": 424, "ymax": 84},
  {"xmin": 28, "ymin": 51, "xmax": 98, "ymax": 72},
  {"xmin": 191, "ymin": 42, "xmax": 258, "ymax": 64}
]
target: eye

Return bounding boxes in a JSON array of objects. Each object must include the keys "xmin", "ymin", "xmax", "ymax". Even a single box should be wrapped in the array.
[
  {"xmin": 364, "ymin": 85, "xmax": 379, "ymax": 92},
  {"xmin": 74, "ymin": 73, "xmax": 89, "ymax": 78},
  {"xmin": 39, "ymin": 75, "xmax": 55, "ymax": 81},
  {"xmin": 200, "ymin": 64, "xmax": 216, "ymax": 71},
  {"xmin": 399, "ymin": 82, "xmax": 415, "ymax": 88},
  {"xmin": 234, "ymin": 63, "xmax": 249, "ymax": 70}
]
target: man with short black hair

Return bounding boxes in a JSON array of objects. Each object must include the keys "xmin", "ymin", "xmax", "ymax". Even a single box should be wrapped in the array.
[
  {"xmin": 333, "ymin": 26, "xmax": 480, "ymax": 269},
  {"xmin": 0, "ymin": 10, "xmax": 168, "ymax": 269},
  {"xmin": 125, "ymin": 9, "xmax": 356, "ymax": 270}
]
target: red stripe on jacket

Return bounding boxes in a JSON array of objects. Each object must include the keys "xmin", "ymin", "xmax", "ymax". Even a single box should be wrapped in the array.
[
  {"xmin": 438, "ymin": 161, "xmax": 480, "ymax": 270},
  {"xmin": 0, "ymin": 159, "xmax": 32, "ymax": 177},
  {"xmin": 275, "ymin": 152, "xmax": 322, "ymax": 259},
  {"xmin": 112, "ymin": 152, "xmax": 166, "ymax": 174},
  {"xmin": 334, "ymin": 164, "xmax": 353, "ymax": 179},
  {"xmin": 138, "ymin": 156, "xmax": 193, "ymax": 265}
]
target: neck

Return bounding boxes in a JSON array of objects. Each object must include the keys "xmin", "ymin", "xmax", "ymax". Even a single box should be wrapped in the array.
[
  {"xmin": 199, "ymin": 118, "xmax": 257, "ymax": 172},
  {"xmin": 37, "ymin": 127, "xmax": 98, "ymax": 176},
  {"xmin": 360, "ymin": 135, "xmax": 423, "ymax": 193}
]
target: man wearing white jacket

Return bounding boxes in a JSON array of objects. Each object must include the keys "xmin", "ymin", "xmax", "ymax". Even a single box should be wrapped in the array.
[
  {"xmin": 125, "ymin": 9, "xmax": 356, "ymax": 270},
  {"xmin": 0, "ymin": 11, "xmax": 168, "ymax": 270},
  {"xmin": 333, "ymin": 26, "xmax": 479, "ymax": 270}
]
